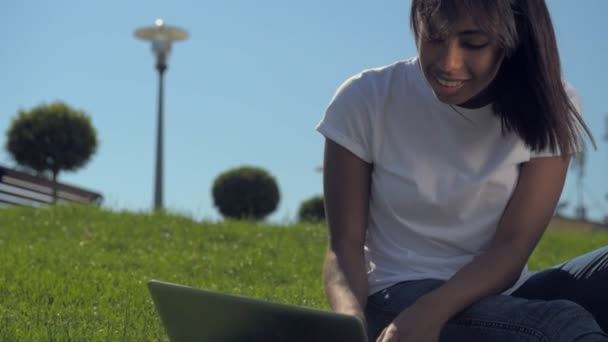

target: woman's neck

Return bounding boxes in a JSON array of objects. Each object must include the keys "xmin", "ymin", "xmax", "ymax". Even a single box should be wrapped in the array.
[{"xmin": 457, "ymin": 83, "xmax": 496, "ymax": 109}]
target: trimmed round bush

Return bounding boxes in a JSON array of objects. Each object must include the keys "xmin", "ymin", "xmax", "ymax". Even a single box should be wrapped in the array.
[
  {"xmin": 6, "ymin": 102, "xmax": 98, "ymax": 180},
  {"xmin": 6, "ymin": 101, "xmax": 98, "ymax": 202},
  {"xmin": 298, "ymin": 195, "xmax": 325, "ymax": 223},
  {"xmin": 212, "ymin": 166, "xmax": 280, "ymax": 220}
]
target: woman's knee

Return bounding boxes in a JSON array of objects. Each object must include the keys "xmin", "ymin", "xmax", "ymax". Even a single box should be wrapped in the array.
[
  {"xmin": 442, "ymin": 298, "xmax": 606, "ymax": 342},
  {"xmin": 501, "ymin": 299, "xmax": 604, "ymax": 341},
  {"xmin": 540, "ymin": 299, "xmax": 605, "ymax": 341}
]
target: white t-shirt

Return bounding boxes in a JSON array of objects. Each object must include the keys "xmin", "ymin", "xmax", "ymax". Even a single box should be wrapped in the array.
[{"xmin": 316, "ymin": 57, "xmax": 564, "ymax": 296}]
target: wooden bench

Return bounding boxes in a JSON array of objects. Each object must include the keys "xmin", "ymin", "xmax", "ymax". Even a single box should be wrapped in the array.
[{"xmin": 0, "ymin": 165, "xmax": 102, "ymax": 207}]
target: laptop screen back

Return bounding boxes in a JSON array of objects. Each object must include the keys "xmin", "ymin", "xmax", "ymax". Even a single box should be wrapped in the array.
[{"xmin": 148, "ymin": 280, "xmax": 367, "ymax": 342}]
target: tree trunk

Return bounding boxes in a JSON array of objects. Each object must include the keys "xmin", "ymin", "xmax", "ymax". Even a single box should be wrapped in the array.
[{"xmin": 52, "ymin": 170, "xmax": 58, "ymax": 204}]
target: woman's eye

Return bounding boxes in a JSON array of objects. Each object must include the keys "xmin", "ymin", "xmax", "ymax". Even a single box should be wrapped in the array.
[{"xmin": 462, "ymin": 42, "xmax": 489, "ymax": 49}]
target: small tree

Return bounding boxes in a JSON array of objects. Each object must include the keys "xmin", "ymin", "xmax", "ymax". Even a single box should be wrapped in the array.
[
  {"xmin": 212, "ymin": 166, "xmax": 280, "ymax": 220},
  {"xmin": 5, "ymin": 101, "xmax": 98, "ymax": 202},
  {"xmin": 298, "ymin": 195, "xmax": 325, "ymax": 223}
]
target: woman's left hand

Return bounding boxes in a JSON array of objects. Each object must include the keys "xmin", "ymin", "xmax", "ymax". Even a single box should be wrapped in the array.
[{"xmin": 376, "ymin": 300, "xmax": 446, "ymax": 342}]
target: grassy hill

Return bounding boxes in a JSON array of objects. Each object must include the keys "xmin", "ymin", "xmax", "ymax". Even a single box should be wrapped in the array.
[{"xmin": 1, "ymin": 205, "xmax": 607, "ymax": 341}]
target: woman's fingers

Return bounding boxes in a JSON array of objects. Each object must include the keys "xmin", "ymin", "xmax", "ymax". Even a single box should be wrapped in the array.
[
  {"xmin": 377, "ymin": 325, "xmax": 399, "ymax": 342},
  {"xmin": 376, "ymin": 327, "xmax": 387, "ymax": 342}
]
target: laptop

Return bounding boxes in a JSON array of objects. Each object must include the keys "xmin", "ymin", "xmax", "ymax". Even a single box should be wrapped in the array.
[{"xmin": 148, "ymin": 280, "xmax": 368, "ymax": 342}]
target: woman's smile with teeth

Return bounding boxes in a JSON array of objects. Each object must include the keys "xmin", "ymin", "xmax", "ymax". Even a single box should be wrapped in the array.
[{"xmin": 435, "ymin": 76, "xmax": 465, "ymax": 88}]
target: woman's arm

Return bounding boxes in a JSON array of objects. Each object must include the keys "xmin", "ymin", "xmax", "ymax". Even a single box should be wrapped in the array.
[
  {"xmin": 322, "ymin": 138, "xmax": 373, "ymax": 325},
  {"xmin": 416, "ymin": 155, "xmax": 571, "ymax": 322},
  {"xmin": 377, "ymin": 156, "xmax": 571, "ymax": 341}
]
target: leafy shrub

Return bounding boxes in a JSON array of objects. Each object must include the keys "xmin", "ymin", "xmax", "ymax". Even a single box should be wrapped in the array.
[
  {"xmin": 5, "ymin": 102, "xmax": 98, "ymax": 202},
  {"xmin": 212, "ymin": 166, "xmax": 280, "ymax": 220},
  {"xmin": 298, "ymin": 195, "xmax": 325, "ymax": 223}
]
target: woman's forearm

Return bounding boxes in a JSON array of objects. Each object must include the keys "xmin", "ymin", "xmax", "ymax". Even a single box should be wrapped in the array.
[
  {"xmin": 323, "ymin": 245, "xmax": 369, "ymax": 323},
  {"xmin": 416, "ymin": 241, "xmax": 531, "ymax": 323},
  {"xmin": 418, "ymin": 158, "xmax": 569, "ymax": 323}
]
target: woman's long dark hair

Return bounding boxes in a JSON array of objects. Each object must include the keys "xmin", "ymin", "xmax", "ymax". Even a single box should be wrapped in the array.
[{"xmin": 410, "ymin": 0, "xmax": 594, "ymax": 154}]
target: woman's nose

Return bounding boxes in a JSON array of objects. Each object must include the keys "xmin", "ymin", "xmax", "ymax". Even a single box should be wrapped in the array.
[{"xmin": 437, "ymin": 41, "xmax": 464, "ymax": 73}]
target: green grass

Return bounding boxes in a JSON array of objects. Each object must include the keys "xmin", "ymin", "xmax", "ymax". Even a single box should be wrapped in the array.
[
  {"xmin": 0, "ymin": 205, "xmax": 328, "ymax": 341},
  {"xmin": 1, "ymin": 205, "xmax": 607, "ymax": 341}
]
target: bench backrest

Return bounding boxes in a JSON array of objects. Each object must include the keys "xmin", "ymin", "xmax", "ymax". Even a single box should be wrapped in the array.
[{"xmin": 0, "ymin": 165, "xmax": 103, "ymax": 207}]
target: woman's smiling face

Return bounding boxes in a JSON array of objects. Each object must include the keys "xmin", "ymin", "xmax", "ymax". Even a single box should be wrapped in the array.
[{"xmin": 417, "ymin": 13, "xmax": 505, "ymax": 108}]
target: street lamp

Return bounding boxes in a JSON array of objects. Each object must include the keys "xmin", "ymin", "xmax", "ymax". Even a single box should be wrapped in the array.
[
  {"xmin": 134, "ymin": 19, "xmax": 188, "ymax": 210},
  {"xmin": 604, "ymin": 113, "xmax": 608, "ymax": 142}
]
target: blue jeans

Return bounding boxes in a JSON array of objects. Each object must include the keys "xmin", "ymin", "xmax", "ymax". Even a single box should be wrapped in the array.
[{"xmin": 365, "ymin": 246, "xmax": 608, "ymax": 341}]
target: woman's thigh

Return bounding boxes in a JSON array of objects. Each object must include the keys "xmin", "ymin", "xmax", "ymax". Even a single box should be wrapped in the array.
[
  {"xmin": 513, "ymin": 245, "xmax": 608, "ymax": 332},
  {"xmin": 365, "ymin": 279, "xmax": 607, "ymax": 342}
]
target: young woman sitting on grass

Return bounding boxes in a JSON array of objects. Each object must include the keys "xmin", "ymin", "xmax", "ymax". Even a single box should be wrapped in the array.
[{"xmin": 317, "ymin": 0, "xmax": 607, "ymax": 341}]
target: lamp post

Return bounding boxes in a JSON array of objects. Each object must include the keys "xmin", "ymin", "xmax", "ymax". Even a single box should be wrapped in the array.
[
  {"xmin": 134, "ymin": 19, "xmax": 188, "ymax": 211},
  {"xmin": 604, "ymin": 113, "xmax": 608, "ymax": 142}
]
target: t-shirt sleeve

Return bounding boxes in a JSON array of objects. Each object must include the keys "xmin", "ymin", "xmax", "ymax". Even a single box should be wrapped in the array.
[
  {"xmin": 316, "ymin": 75, "xmax": 374, "ymax": 163},
  {"xmin": 530, "ymin": 81, "xmax": 583, "ymax": 159}
]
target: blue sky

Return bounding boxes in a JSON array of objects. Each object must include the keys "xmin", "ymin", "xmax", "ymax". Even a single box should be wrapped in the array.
[{"xmin": 1, "ymin": 0, "xmax": 607, "ymax": 223}]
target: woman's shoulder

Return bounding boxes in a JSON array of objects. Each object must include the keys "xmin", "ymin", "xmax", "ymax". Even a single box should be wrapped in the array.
[
  {"xmin": 336, "ymin": 57, "xmax": 421, "ymax": 98},
  {"xmin": 352, "ymin": 57, "xmax": 419, "ymax": 84}
]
